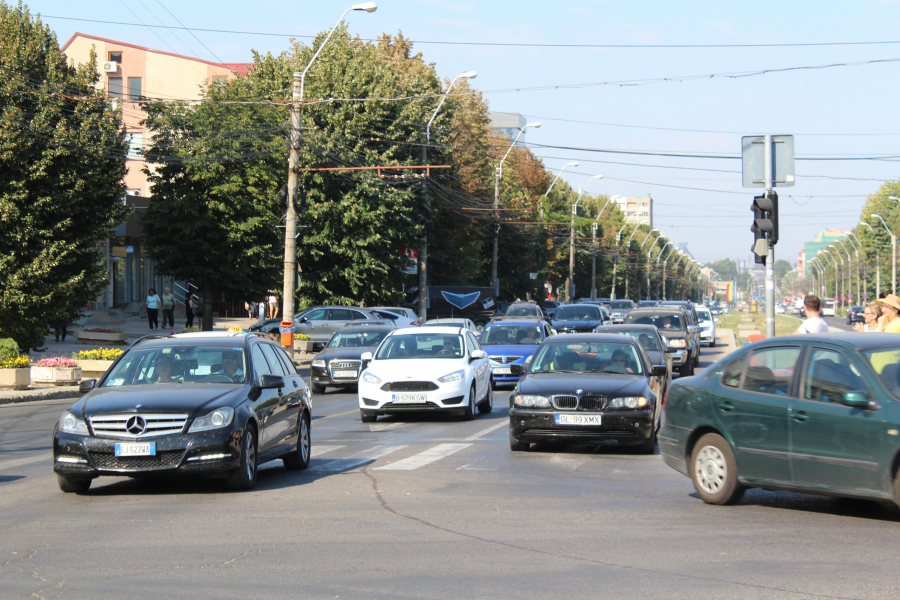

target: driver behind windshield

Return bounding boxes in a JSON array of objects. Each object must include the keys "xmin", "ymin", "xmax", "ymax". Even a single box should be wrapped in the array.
[
  {"xmin": 153, "ymin": 354, "xmax": 176, "ymax": 383},
  {"xmin": 222, "ymin": 350, "xmax": 244, "ymax": 381},
  {"xmin": 609, "ymin": 349, "xmax": 634, "ymax": 374}
]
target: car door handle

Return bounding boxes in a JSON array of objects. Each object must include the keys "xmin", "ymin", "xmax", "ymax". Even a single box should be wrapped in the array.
[
  {"xmin": 717, "ymin": 402, "xmax": 734, "ymax": 412},
  {"xmin": 792, "ymin": 412, "xmax": 809, "ymax": 422},
  {"xmin": 292, "ymin": 380, "xmax": 298, "ymax": 388}
]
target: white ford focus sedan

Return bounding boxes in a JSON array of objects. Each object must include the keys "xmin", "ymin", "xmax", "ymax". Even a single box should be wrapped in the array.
[{"xmin": 357, "ymin": 326, "xmax": 492, "ymax": 422}]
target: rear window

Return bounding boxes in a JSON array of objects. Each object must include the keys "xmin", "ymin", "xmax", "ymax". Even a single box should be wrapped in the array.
[
  {"xmin": 626, "ymin": 313, "xmax": 683, "ymax": 331},
  {"xmin": 481, "ymin": 325, "xmax": 543, "ymax": 345},
  {"xmin": 506, "ymin": 305, "xmax": 541, "ymax": 317},
  {"xmin": 609, "ymin": 300, "xmax": 634, "ymax": 309},
  {"xmin": 555, "ymin": 305, "xmax": 601, "ymax": 321}
]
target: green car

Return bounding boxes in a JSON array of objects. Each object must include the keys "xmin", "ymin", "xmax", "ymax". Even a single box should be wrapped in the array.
[{"xmin": 660, "ymin": 333, "xmax": 900, "ymax": 506}]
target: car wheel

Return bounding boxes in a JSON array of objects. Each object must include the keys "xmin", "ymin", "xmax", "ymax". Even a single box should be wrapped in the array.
[
  {"xmin": 478, "ymin": 385, "xmax": 493, "ymax": 414},
  {"xmin": 311, "ymin": 383, "xmax": 326, "ymax": 395},
  {"xmin": 690, "ymin": 433, "xmax": 744, "ymax": 505},
  {"xmin": 679, "ymin": 362, "xmax": 692, "ymax": 377},
  {"xmin": 462, "ymin": 384, "xmax": 476, "ymax": 420},
  {"xmin": 226, "ymin": 425, "xmax": 258, "ymax": 491},
  {"xmin": 283, "ymin": 412, "xmax": 311, "ymax": 471},
  {"xmin": 509, "ymin": 429, "xmax": 530, "ymax": 451},
  {"xmin": 360, "ymin": 409, "xmax": 378, "ymax": 423},
  {"xmin": 57, "ymin": 474, "xmax": 92, "ymax": 494},
  {"xmin": 710, "ymin": 339, "xmax": 716, "ymax": 348}
]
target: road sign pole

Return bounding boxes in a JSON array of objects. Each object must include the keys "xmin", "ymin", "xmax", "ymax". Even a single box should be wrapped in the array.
[{"xmin": 764, "ymin": 135, "xmax": 775, "ymax": 339}]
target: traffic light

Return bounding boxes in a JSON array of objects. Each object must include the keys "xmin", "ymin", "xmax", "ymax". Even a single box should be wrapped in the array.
[{"xmin": 751, "ymin": 191, "xmax": 778, "ymax": 263}]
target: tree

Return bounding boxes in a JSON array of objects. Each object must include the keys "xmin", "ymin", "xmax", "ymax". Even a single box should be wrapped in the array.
[
  {"xmin": 0, "ymin": 3, "xmax": 129, "ymax": 350},
  {"xmin": 773, "ymin": 259, "xmax": 793, "ymax": 280}
]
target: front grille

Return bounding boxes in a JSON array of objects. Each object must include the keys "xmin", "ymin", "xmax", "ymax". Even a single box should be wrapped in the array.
[
  {"xmin": 523, "ymin": 428, "xmax": 636, "ymax": 440},
  {"xmin": 579, "ymin": 396, "xmax": 606, "ymax": 411},
  {"xmin": 381, "ymin": 381, "xmax": 438, "ymax": 392},
  {"xmin": 552, "ymin": 395, "xmax": 578, "ymax": 410},
  {"xmin": 89, "ymin": 450, "xmax": 185, "ymax": 470},
  {"xmin": 382, "ymin": 401, "xmax": 443, "ymax": 410},
  {"xmin": 329, "ymin": 359, "xmax": 361, "ymax": 378},
  {"xmin": 490, "ymin": 356, "xmax": 522, "ymax": 365},
  {"xmin": 89, "ymin": 413, "xmax": 188, "ymax": 439}
]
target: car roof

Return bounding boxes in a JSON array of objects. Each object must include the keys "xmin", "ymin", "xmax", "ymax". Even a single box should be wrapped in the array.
[
  {"xmin": 594, "ymin": 324, "xmax": 658, "ymax": 333},
  {"xmin": 486, "ymin": 319, "xmax": 544, "ymax": 326},
  {"xmin": 339, "ymin": 326, "xmax": 395, "ymax": 334},
  {"xmin": 545, "ymin": 332, "xmax": 640, "ymax": 344},
  {"xmin": 392, "ymin": 326, "xmax": 464, "ymax": 335},
  {"xmin": 627, "ymin": 308, "xmax": 685, "ymax": 317},
  {"xmin": 424, "ymin": 318, "xmax": 471, "ymax": 324},
  {"xmin": 138, "ymin": 332, "xmax": 272, "ymax": 347},
  {"xmin": 753, "ymin": 332, "xmax": 900, "ymax": 349}
]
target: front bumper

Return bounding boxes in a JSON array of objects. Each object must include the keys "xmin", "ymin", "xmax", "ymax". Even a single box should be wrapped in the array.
[
  {"xmin": 666, "ymin": 349, "xmax": 688, "ymax": 366},
  {"xmin": 509, "ymin": 407, "xmax": 654, "ymax": 444},
  {"xmin": 53, "ymin": 425, "xmax": 243, "ymax": 479},
  {"xmin": 358, "ymin": 378, "xmax": 470, "ymax": 414},
  {"xmin": 699, "ymin": 328, "xmax": 714, "ymax": 342}
]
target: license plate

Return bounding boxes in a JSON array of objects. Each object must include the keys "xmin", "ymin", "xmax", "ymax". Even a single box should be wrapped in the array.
[
  {"xmin": 392, "ymin": 394, "xmax": 427, "ymax": 404},
  {"xmin": 115, "ymin": 442, "xmax": 156, "ymax": 456},
  {"xmin": 492, "ymin": 367, "xmax": 512, "ymax": 375},
  {"xmin": 555, "ymin": 414, "xmax": 602, "ymax": 426},
  {"xmin": 333, "ymin": 370, "xmax": 358, "ymax": 379}
]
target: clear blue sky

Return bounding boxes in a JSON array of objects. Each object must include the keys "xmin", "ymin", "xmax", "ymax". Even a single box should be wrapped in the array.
[{"xmin": 33, "ymin": 0, "xmax": 900, "ymax": 266}]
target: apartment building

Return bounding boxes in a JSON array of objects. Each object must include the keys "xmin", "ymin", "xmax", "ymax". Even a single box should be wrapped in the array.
[{"xmin": 613, "ymin": 196, "xmax": 653, "ymax": 227}]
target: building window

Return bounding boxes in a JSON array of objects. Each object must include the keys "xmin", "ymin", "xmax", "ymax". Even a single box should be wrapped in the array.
[
  {"xmin": 126, "ymin": 133, "xmax": 143, "ymax": 160},
  {"xmin": 213, "ymin": 76, "xmax": 227, "ymax": 88},
  {"xmin": 128, "ymin": 77, "xmax": 142, "ymax": 100},
  {"xmin": 108, "ymin": 77, "xmax": 123, "ymax": 100},
  {"xmin": 109, "ymin": 52, "xmax": 122, "ymax": 64}
]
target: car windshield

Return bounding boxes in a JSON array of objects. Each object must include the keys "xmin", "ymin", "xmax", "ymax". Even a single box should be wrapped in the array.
[
  {"xmin": 638, "ymin": 301, "xmax": 657, "ymax": 307},
  {"xmin": 482, "ymin": 325, "xmax": 542, "ymax": 345},
  {"xmin": 606, "ymin": 330, "xmax": 660, "ymax": 351},
  {"xmin": 697, "ymin": 309, "xmax": 711, "ymax": 322},
  {"xmin": 555, "ymin": 306, "xmax": 601, "ymax": 321},
  {"xmin": 531, "ymin": 341, "xmax": 643, "ymax": 374},
  {"xmin": 861, "ymin": 347, "xmax": 900, "ymax": 396},
  {"xmin": 375, "ymin": 334, "xmax": 465, "ymax": 359},
  {"xmin": 610, "ymin": 301, "xmax": 633, "ymax": 309},
  {"xmin": 327, "ymin": 330, "xmax": 389, "ymax": 348},
  {"xmin": 506, "ymin": 306, "xmax": 541, "ymax": 317},
  {"xmin": 101, "ymin": 345, "xmax": 248, "ymax": 386},
  {"xmin": 627, "ymin": 313, "xmax": 683, "ymax": 331}
]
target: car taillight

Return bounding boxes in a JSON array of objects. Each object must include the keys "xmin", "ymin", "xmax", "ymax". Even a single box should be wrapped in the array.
[
  {"xmin": 663, "ymin": 389, "xmax": 669, "ymax": 406},
  {"xmin": 412, "ymin": 320, "xmax": 420, "ymax": 326}
]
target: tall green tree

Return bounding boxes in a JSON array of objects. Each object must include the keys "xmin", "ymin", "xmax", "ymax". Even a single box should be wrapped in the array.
[{"xmin": 0, "ymin": 2, "xmax": 128, "ymax": 350}]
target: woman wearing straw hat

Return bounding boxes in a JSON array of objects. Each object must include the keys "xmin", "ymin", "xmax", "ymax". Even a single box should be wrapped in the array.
[{"xmin": 877, "ymin": 294, "xmax": 900, "ymax": 333}]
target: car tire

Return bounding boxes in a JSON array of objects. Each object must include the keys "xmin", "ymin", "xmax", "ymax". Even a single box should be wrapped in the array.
[
  {"xmin": 679, "ymin": 362, "xmax": 692, "ymax": 377},
  {"xmin": 283, "ymin": 412, "xmax": 311, "ymax": 471},
  {"xmin": 57, "ymin": 474, "xmax": 92, "ymax": 494},
  {"xmin": 226, "ymin": 425, "xmax": 258, "ymax": 491},
  {"xmin": 462, "ymin": 384, "xmax": 477, "ymax": 420},
  {"xmin": 360, "ymin": 409, "xmax": 377, "ymax": 423},
  {"xmin": 478, "ymin": 385, "xmax": 493, "ymax": 414},
  {"xmin": 710, "ymin": 339, "xmax": 716, "ymax": 348},
  {"xmin": 509, "ymin": 429, "xmax": 530, "ymax": 452},
  {"xmin": 311, "ymin": 383, "xmax": 326, "ymax": 395},
  {"xmin": 690, "ymin": 433, "xmax": 744, "ymax": 505}
]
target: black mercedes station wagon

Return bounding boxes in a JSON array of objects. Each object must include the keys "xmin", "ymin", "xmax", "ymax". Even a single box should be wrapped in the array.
[
  {"xmin": 508, "ymin": 334, "xmax": 667, "ymax": 454},
  {"xmin": 53, "ymin": 332, "xmax": 311, "ymax": 493}
]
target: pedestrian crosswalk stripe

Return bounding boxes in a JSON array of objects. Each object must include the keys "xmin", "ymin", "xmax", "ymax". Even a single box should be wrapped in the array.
[
  {"xmin": 308, "ymin": 445, "xmax": 406, "ymax": 473},
  {"xmin": 310, "ymin": 445, "xmax": 345, "ymax": 458},
  {"xmin": 374, "ymin": 443, "xmax": 472, "ymax": 471},
  {"xmin": 465, "ymin": 420, "xmax": 508, "ymax": 441}
]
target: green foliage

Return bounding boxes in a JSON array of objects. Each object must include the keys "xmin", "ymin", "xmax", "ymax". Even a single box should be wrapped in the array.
[
  {"xmin": 0, "ymin": 3, "xmax": 129, "ymax": 350},
  {"xmin": 0, "ymin": 338, "xmax": 19, "ymax": 362},
  {"xmin": 774, "ymin": 259, "xmax": 793, "ymax": 279}
]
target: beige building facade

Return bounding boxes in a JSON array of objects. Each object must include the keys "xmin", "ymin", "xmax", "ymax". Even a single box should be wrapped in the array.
[{"xmin": 613, "ymin": 196, "xmax": 653, "ymax": 227}]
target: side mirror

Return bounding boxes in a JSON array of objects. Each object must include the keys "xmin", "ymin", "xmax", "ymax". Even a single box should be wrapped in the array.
[
  {"xmin": 550, "ymin": 329, "xmax": 558, "ymax": 336},
  {"xmin": 79, "ymin": 379, "xmax": 96, "ymax": 393},
  {"xmin": 687, "ymin": 325, "xmax": 699, "ymax": 333},
  {"xmin": 298, "ymin": 317, "xmax": 308, "ymax": 324},
  {"xmin": 470, "ymin": 349, "xmax": 487, "ymax": 361},
  {"xmin": 651, "ymin": 365, "xmax": 668, "ymax": 377},
  {"xmin": 842, "ymin": 391, "xmax": 870, "ymax": 409},
  {"xmin": 260, "ymin": 374, "xmax": 285, "ymax": 389},
  {"xmin": 524, "ymin": 355, "xmax": 533, "ymax": 364},
  {"xmin": 510, "ymin": 364, "xmax": 525, "ymax": 376},
  {"xmin": 714, "ymin": 318, "xmax": 720, "ymax": 323},
  {"xmin": 360, "ymin": 351, "xmax": 373, "ymax": 362}
]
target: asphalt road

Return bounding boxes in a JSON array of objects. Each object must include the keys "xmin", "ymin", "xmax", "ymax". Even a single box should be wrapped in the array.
[{"xmin": 2, "ymin": 338, "xmax": 900, "ymax": 600}]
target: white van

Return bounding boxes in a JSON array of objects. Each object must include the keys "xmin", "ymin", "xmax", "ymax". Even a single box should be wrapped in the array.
[{"xmin": 822, "ymin": 299, "xmax": 836, "ymax": 317}]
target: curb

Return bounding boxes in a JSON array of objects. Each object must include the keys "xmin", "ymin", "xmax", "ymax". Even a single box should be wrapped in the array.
[{"xmin": 0, "ymin": 387, "xmax": 82, "ymax": 406}]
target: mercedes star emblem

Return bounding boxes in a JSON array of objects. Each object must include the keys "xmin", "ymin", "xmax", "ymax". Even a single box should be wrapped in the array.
[{"xmin": 126, "ymin": 415, "xmax": 146, "ymax": 435}]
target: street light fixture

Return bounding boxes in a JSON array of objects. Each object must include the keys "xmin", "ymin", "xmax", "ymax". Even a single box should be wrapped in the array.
[
  {"xmin": 282, "ymin": 2, "xmax": 377, "ymax": 355},
  {"xmin": 417, "ymin": 69, "xmax": 477, "ymax": 321},
  {"xmin": 871, "ymin": 214, "xmax": 896, "ymax": 294},
  {"xmin": 545, "ymin": 162, "xmax": 579, "ymax": 197},
  {"xmin": 567, "ymin": 175, "xmax": 602, "ymax": 300},
  {"xmin": 492, "ymin": 122, "xmax": 541, "ymax": 293}
]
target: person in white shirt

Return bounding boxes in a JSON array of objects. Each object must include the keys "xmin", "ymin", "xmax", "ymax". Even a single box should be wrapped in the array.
[
  {"xmin": 795, "ymin": 295, "xmax": 828, "ymax": 334},
  {"xmin": 146, "ymin": 288, "xmax": 161, "ymax": 331}
]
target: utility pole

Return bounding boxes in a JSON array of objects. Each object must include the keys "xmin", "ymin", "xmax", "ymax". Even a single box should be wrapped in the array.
[
  {"xmin": 590, "ymin": 222, "xmax": 598, "ymax": 300},
  {"xmin": 610, "ymin": 228, "xmax": 621, "ymax": 300},
  {"xmin": 282, "ymin": 71, "xmax": 302, "ymax": 357},
  {"xmin": 763, "ymin": 135, "xmax": 776, "ymax": 338},
  {"xmin": 569, "ymin": 201, "xmax": 577, "ymax": 301}
]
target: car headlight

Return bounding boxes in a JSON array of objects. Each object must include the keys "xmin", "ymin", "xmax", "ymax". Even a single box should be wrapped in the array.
[
  {"xmin": 608, "ymin": 396, "xmax": 648, "ymax": 409},
  {"xmin": 667, "ymin": 338, "xmax": 687, "ymax": 348},
  {"xmin": 312, "ymin": 359, "xmax": 326, "ymax": 368},
  {"xmin": 514, "ymin": 394, "xmax": 551, "ymax": 408},
  {"xmin": 59, "ymin": 411, "xmax": 88, "ymax": 435},
  {"xmin": 438, "ymin": 370, "xmax": 464, "ymax": 383},
  {"xmin": 362, "ymin": 372, "xmax": 382, "ymax": 384},
  {"xmin": 188, "ymin": 407, "xmax": 235, "ymax": 432}
]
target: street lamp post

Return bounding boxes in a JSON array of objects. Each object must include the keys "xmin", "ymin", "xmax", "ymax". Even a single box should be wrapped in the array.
[
  {"xmin": 417, "ymin": 70, "xmax": 476, "ymax": 322},
  {"xmin": 640, "ymin": 229, "xmax": 660, "ymax": 300},
  {"xmin": 847, "ymin": 232, "xmax": 864, "ymax": 303},
  {"xmin": 622, "ymin": 225, "xmax": 642, "ymax": 300},
  {"xmin": 283, "ymin": 2, "xmax": 377, "ymax": 355},
  {"xmin": 568, "ymin": 175, "xmax": 603, "ymax": 301},
  {"xmin": 609, "ymin": 228, "xmax": 622, "ymax": 300},
  {"xmin": 591, "ymin": 222, "xmax": 599, "ymax": 300},
  {"xmin": 657, "ymin": 242, "xmax": 673, "ymax": 301},
  {"xmin": 860, "ymin": 222, "xmax": 879, "ymax": 296},
  {"xmin": 871, "ymin": 214, "xmax": 896, "ymax": 295},
  {"xmin": 823, "ymin": 248, "xmax": 840, "ymax": 303},
  {"xmin": 493, "ymin": 122, "xmax": 541, "ymax": 294}
]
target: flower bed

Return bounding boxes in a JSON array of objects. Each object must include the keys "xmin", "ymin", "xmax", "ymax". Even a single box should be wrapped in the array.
[
  {"xmin": 32, "ymin": 357, "xmax": 81, "ymax": 386},
  {"xmin": 74, "ymin": 328, "xmax": 130, "ymax": 344},
  {"xmin": 73, "ymin": 348, "xmax": 124, "ymax": 361},
  {"xmin": 0, "ymin": 355, "xmax": 31, "ymax": 390},
  {"xmin": 73, "ymin": 349, "xmax": 123, "ymax": 380}
]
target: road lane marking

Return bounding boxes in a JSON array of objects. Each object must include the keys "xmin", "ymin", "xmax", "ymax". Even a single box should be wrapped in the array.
[
  {"xmin": 311, "ymin": 445, "xmax": 345, "ymax": 457},
  {"xmin": 369, "ymin": 422, "xmax": 412, "ymax": 432},
  {"xmin": 309, "ymin": 445, "xmax": 406, "ymax": 473},
  {"xmin": 375, "ymin": 443, "xmax": 472, "ymax": 471},
  {"xmin": 465, "ymin": 420, "xmax": 508, "ymax": 441},
  {"xmin": 0, "ymin": 454, "xmax": 49, "ymax": 470},
  {"xmin": 320, "ymin": 409, "xmax": 359, "ymax": 419}
]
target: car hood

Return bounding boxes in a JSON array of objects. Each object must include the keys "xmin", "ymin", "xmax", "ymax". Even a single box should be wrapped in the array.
[
  {"xmin": 482, "ymin": 343, "xmax": 538, "ymax": 362},
  {"xmin": 366, "ymin": 357, "xmax": 469, "ymax": 381},
  {"xmin": 315, "ymin": 347, "xmax": 376, "ymax": 362},
  {"xmin": 518, "ymin": 371, "xmax": 649, "ymax": 397},
  {"xmin": 551, "ymin": 319, "xmax": 604, "ymax": 329},
  {"xmin": 77, "ymin": 384, "xmax": 247, "ymax": 418}
]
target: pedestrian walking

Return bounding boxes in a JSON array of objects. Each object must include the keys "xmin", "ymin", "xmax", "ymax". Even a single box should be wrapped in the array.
[
  {"xmin": 53, "ymin": 314, "xmax": 69, "ymax": 343},
  {"xmin": 185, "ymin": 291, "xmax": 197, "ymax": 328},
  {"xmin": 269, "ymin": 293, "xmax": 279, "ymax": 320},
  {"xmin": 146, "ymin": 288, "xmax": 161, "ymax": 330},
  {"xmin": 245, "ymin": 301, "xmax": 253, "ymax": 319},
  {"xmin": 794, "ymin": 295, "xmax": 828, "ymax": 334},
  {"xmin": 161, "ymin": 287, "xmax": 177, "ymax": 329}
]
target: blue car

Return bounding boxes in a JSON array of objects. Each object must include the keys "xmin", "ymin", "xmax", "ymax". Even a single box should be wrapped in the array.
[{"xmin": 479, "ymin": 319, "xmax": 552, "ymax": 386}]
